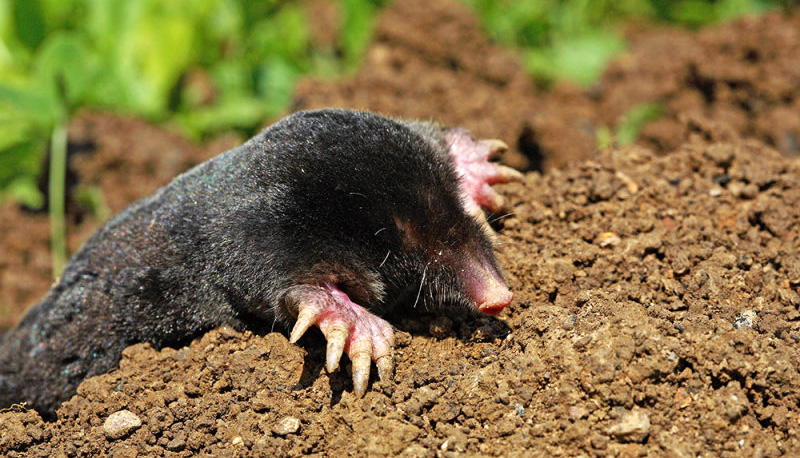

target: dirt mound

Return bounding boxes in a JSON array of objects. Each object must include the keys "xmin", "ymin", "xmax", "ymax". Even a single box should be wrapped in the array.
[
  {"xmin": 4, "ymin": 123, "xmax": 799, "ymax": 456},
  {"xmin": 295, "ymin": 2, "xmax": 800, "ymax": 173},
  {"xmin": 591, "ymin": 12, "xmax": 800, "ymax": 157}
]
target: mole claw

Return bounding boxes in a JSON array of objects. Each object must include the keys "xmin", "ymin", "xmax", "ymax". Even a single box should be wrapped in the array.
[
  {"xmin": 290, "ymin": 306, "xmax": 319, "ymax": 343},
  {"xmin": 490, "ymin": 192, "xmax": 506, "ymax": 211},
  {"xmin": 480, "ymin": 139, "xmax": 509, "ymax": 158},
  {"xmin": 376, "ymin": 355, "xmax": 394, "ymax": 382},
  {"xmin": 496, "ymin": 164, "xmax": 524, "ymax": 182},
  {"xmin": 349, "ymin": 340, "xmax": 372, "ymax": 397},
  {"xmin": 352, "ymin": 369, "xmax": 369, "ymax": 398},
  {"xmin": 324, "ymin": 328, "xmax": 348, "ymax": 372}
]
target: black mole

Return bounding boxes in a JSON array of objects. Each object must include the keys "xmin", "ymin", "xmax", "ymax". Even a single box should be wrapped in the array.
[{"xmin": 0, "ymin": 109, "xmax": 520, "ymax": 419}]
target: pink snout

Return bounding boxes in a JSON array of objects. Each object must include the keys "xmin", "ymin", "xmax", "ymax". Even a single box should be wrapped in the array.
[{"xmin": 461, "ymin": 257, "xmax": 514, "ymax": 315}]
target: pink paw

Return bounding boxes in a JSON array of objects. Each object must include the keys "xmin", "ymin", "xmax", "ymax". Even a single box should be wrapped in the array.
[
  {"xmin": 287, "ymin": 283, "xmax": 394, "ymax": 397},
  {"xmin": 444, "ymin": 129, "xmax": 523, "ymax": 221}
]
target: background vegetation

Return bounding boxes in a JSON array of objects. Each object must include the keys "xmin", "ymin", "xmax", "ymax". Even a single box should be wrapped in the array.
[{"xmin": 0, "ymin": 0, "xmax": 784, "ymax": 210}]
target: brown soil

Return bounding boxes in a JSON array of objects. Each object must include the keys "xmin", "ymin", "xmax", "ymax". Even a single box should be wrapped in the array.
[{"xmin": 2, "ymin": 0, "xmax": 800, "ymax": 457}]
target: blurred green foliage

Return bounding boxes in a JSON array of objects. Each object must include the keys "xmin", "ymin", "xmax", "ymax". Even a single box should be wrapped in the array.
[
  {"xmin": 0, "ymin": 0, "xmax": 785, "ymax": 208},
  {"xmin": 465, "ymin": 0, "xmax": 780, "ymax": 147},
  {"xmin": 465, "ymin": 0, "xmax": 779, "ymax": 86},
  {"xmin": 0, "ymin": 0, "xmax": 384, "ymax": 206},
  {"xmin": 596, "ymin": 102, "xmax": 665, "ymax": 149}
]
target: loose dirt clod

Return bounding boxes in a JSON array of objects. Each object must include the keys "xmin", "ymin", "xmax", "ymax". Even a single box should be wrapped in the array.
[
  {"xmin": 272, "ymin": 416, "xmax": 301, "ymax": 436},
  {"xmin": 606, "ymin": 408, "xmax": 651, "ymax": 443},
  {"xmin": 102, "ymin": 410, "xmax": 142, "ymax": 440}
]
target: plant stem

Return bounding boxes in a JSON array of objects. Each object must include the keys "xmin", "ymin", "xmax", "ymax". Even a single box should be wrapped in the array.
[{"xmin": 49, "ymin": 121, "xmax": 68, "ymax": 279}]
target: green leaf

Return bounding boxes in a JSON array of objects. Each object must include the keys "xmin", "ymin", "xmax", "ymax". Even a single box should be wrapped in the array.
[
  {"xmin": 340, "ymin": 0, "xmax": 378, "ymax": 66},
  {"xmin": 0, "ymin": 81, "xmax": 59, "ymax": 125},
  {"xmin": 176, "ymin": 97, "xmax": 271, "ymax": 139},
  {"xmin": 525, "ymin": 30, "xmax": 626, "ymax": 86},
  {"xmin": 616, "ymin": 102, "xmax": 664, "ymax": 145},
  {"xmin": 255, "ymin": 58, "xmax": 298, "ymax": 112},
  {"xmin": 0, "ymin": 133, "xmax": 45, "ymax": 191},
  {"xmin": 74, "ymin": 185, "xmax": 111, "ymax": 222},
  {"xmin": 33, "ymin": 32, "xmax": 99, "ymax": 108},
  {"xmin": 13, "ymin": 0, "xmax": 46, "ymax": 51},
  {"xmin": 1, "ymin": 175, "xmax": 44, "ymax": 208}
]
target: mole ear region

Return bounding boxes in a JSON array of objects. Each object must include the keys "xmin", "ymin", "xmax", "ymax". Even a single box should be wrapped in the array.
[{"xmin": 393, "ymin": 215, "xmax": 420, "ymax": 247}]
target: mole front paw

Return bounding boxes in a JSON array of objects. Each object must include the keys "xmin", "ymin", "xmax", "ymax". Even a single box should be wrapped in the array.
[
  {"xmin": 444, "ymin": 129, "xmax": 523, "ymax": 224},
  {"xmin": 287, "ymin": 283, "xmax": 394, "ymax": 397}
]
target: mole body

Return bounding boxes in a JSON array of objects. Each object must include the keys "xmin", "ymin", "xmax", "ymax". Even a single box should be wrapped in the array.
[{"xmin": 0, "ymin": 109, "xmax": 519, "ymax": 418}]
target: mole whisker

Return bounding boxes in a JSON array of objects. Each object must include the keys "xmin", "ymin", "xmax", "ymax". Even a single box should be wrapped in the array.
[
  {"xmin": 379, "ymin": 251, "xmax": 391, "ymax": 268},
  {"xmin": 413, "ymin": 263, "xmax": 429, "ymax": 309}
]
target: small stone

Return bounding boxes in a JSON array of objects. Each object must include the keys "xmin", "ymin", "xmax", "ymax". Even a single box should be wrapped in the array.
[
  {"xmin": 709, "ymin": 188, "xmax": 722, "ymax": 197},
  {"xmin": 712, "ymin": 173, "xmax": 731, "ymax": 186},
  {"xmin": 272, "ymin": 416, "xmax": 301, "ymax": 436},
  {"xmin": 166, "ymin": 438, "xmax": 185, "ymax": 451},
  {"xmin": 251, "ymin": 389, "xmax": 271, "ymax": 412},
  {"xmin": 606, "ymin": 408, "xmax": 650, "ymax": 443},
  {"xmin": 573, "ymin": 335, "xmax": 592, "ymax": 349},
  {"xmin": 103, "ymin": 410, "xmax": 142, "ymax": 440},
  {"xmin": 232, "ymin": 436, "xmax": 244, "ymax": 446},
  {"xmin": 739, "ymin": 183, "xmax": 759, "ymax": 199},
  {"xmin": 734, "ymin": 310, "xmax": 757, "ymax": 329},
  {"xmin": 428, "ymin": 402, "xmax": 461, "ymax": 423},
  {"xmin": 615, "ymin": 171, "xmax": 639, "ymax": 194},
  {"xmin": 569, "ymin": 405, "xmax": 589, "ymax": 420},
  {"xmin": 596, "ymin": 232, "xmax": 621, "ymax": 248},
  {"xmin": 737, "ymin": 255, "xmax": 753, "ymax": 269}
]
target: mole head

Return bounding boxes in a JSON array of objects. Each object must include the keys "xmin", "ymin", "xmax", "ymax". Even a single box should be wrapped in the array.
[
  {"xmin": 262, "ymin": 110, "xmax": 512, "ymax": 316},
  {"xmin": 385, "ymin": 188, "xmax": 514, "ymax": 316}
]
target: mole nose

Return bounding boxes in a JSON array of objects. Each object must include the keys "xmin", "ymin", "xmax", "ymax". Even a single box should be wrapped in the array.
[
  {"xmin": 476, "ymin": 276, "xmax": 513, "ymax": 316},
  {"xmin": 461, "ymin": 256, "xmax": 514, "ymax": 315}
]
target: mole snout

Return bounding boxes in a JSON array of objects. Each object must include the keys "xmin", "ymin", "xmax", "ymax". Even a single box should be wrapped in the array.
[{"xmin": 459, "ymin": 256, "xmax": 514, "ymax": 316}]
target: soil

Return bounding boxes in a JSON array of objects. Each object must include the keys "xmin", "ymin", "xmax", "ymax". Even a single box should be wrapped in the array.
[{"xmin": 2, "ymin": 0, "xmax": 800, "ymax": 457}]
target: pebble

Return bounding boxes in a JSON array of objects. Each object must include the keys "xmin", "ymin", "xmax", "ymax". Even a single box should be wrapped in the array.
[
  {"xmin": 103, "ymin": 410, "xmax": 142, "ymax": 440},
  {"xmin": 569, "ymin": 405, "xmax": 589, "ymax": 420},
  {"xmin": 606, "ymin": 408, "xmax": 650, "ymax": 443},
  {"xmin": 596, "ymin": 232, "xmax": 621, "ymax": 247},
  {"xmin": 166, "ymin": 438, "xmax": 185, "ymax": 451},
  {"xmin": 272, "ymin": 416, "xmax": 301, "ymax": 436},
  {"xmin": 734, "ymin": 310, "xmax": 757, "ymax": 329}
]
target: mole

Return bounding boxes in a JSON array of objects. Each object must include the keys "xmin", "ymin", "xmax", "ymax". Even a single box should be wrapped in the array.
[{"xmin": 0, "ymin": 109, "xmax": 521, "ymax": 419}]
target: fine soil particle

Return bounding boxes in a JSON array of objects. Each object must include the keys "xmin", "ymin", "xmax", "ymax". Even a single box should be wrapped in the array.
[
  {"xmin": 3, "ymin": 126, "xmax": 799, "ymax": 457},
  {"xmin": 2, "ymin": 1, "xmax": 800, "ymax": 457}
]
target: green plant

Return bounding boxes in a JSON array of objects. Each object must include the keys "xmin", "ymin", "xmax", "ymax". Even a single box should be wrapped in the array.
[{"xmin": 596, "ymin": 102, "xmax": 664, "ymax": 149}]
